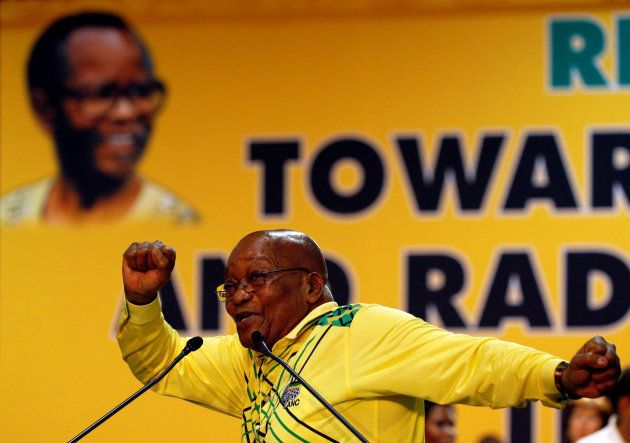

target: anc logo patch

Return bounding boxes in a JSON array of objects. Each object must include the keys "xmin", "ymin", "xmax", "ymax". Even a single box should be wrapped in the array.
[{"xmin": 280, "ymin": 381, "xmax": 302, "ymax": 408}]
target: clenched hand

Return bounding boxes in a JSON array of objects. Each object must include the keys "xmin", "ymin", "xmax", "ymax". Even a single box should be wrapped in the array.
[
  {"xmin": 122, "ymin": 241, "xmax": 176, "ymax": 305},
  {"xmin": 561, "ymin": 336, "xmax": 621, "ymax": 398}
]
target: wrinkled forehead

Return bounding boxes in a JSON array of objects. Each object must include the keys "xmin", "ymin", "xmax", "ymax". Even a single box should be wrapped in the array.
[
  {"xmin": 227, "ymin": 230, "xmax": 314, "ymax": 272},
  {"xmin": 226, "ymin": 235, "xmax": 279, "ymax": 272}
]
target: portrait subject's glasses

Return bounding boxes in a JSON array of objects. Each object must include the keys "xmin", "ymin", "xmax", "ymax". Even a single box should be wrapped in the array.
[
  {"xmin": 59, "ymin": 79, "xmax": 166, "ymax": 119},
  {"xmin": 216, "ymin": 267, "xmax": 309, "ymax": 302}
]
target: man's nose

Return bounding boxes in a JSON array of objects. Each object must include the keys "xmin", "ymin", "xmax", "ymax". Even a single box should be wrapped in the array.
[
  {"xmin": 230, "ymin": 284, "xmax": 253, "ymax": 305},
  {"xmin": 108, "ymin": 95, "xmax": 138, "ymax": 121}
]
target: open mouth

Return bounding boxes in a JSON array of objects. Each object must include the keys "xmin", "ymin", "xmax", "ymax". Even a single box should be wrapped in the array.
[
  {"xmin": 235, "ymin": 312, "xmax": 257, "ymax": 326},
  {"xmin": 98, "ymin": 134, "xmax": 140, "ymax": 163}
]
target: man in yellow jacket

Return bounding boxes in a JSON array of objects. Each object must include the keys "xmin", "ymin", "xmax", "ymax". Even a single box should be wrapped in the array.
[{"xmin": 118, "ymin": 230, "xmax": 620, "ymax": 442}]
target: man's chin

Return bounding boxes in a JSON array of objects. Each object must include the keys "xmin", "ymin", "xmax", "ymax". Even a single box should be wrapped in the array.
[
  {"xmin": 236, "ymin": 325, "xmax": 253, "ymax": 347},
  {"xmin": 67, "ymin": 170, "xmax": 128, "ymax": 208},
  {"xmin": 95, "ymin": 146, "xmax": 142, "ymax": 179},
  {"xmin": 100, "ymin": 168, "xmax": 136, "ymax": 183},
  {"xmin": 237, "ymin": 325, "xmax": 266, "ymax": 351},
  {"xmin": 238, "ymin": 331, "xmax": 262, "ymax": 350},
  {"xmin": 238, "ymin": 335, "xmax": 254, "ymax": 349}
]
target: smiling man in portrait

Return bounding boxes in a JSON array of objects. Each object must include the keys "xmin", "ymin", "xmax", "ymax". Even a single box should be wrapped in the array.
[{"xmin": 0, "ymin": 11, "xmax": 199, "ymax": 226}]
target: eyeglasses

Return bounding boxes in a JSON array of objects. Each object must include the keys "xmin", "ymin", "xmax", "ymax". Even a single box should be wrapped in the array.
[
  {"xmin": 216, "ymin": 267, "xmax": 309, "ymax": 302},
  {"xmin": 59, "ymin": 79, "xmax": 166, "ymax": 119}
]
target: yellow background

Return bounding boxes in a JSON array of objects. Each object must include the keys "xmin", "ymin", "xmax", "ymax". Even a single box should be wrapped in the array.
[{"xmin": 1, "ymin": 1, "xmax": 628, "ymax": 441}]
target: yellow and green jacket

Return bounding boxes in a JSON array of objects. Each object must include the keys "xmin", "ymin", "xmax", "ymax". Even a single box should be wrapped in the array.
[{"xmin": 118, "ymin": 298, "xmax": 566, "ymax": 442}]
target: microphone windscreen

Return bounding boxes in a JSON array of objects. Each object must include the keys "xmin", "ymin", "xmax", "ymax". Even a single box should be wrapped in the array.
[
  {"xmin": 251, "ymin": 331, "xmax": 265, "ymax": 346},
  {"xmin": 186, "ymin": 336, "xmax": 203, "ymax": 352}
]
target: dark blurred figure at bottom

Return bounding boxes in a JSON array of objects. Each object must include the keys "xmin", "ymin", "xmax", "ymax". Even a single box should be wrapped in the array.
[
  {"xmin": 425, "ymin": 401, "xmax": 456, "ymax": 443},
  {"xmin": 562, "ymin": 397, "xmax": 612, "ymax": 442},
  {"xmin": 477, "ymin": 434, "xmax": 503, "ymax": 443},
  {"xmin": 576, "ymin": 366, "xmax": 630, "ymax": 443}
]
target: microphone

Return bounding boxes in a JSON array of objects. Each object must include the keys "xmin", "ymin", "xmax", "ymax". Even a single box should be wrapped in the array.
[
  {"xmin": 251, "ymin": 331, "xmax": 368, "ymax": 443},
  {"xmin": 68, "ymin": 336, "xmax": 204, "ymax": 442}
]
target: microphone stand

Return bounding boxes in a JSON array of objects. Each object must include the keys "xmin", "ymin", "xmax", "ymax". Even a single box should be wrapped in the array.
[
  {"xmin": 68, "ymin": 336, "xmax": 203, "ymax": 442},
  {"xmin": 252, "ymin": 331, "xmax": 368, "ymax": 443}
]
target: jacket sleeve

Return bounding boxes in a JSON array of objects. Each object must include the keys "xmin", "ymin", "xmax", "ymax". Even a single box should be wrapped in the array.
[
  {"xmin": 347, "ymin": 305, "xmax": 568, "ymax": 408},
  {"xmin": 116, "ymin": 296, "xmax": 245, "ymax": 417}
]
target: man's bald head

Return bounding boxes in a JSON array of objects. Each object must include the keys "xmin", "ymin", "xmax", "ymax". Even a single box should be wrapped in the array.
[{"xmin": 231, "ymin": 230, "xmax": 328, "ymax": 283}]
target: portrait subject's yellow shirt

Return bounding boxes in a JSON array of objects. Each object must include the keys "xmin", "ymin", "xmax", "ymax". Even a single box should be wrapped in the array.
[
  {"xmin": 118, "ymin": 298, "xmax": 566, "ymax": 442},
  {"xmin": 0, "ymin": 178, "xmax": 198, "ymax": 226}
]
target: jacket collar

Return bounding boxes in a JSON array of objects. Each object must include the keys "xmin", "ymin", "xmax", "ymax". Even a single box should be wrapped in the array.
[{"xmin": 272, "ymin": 302, "xmax": 338, "ymax": 350}]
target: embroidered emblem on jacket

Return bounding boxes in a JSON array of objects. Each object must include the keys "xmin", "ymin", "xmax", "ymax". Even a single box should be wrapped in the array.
[{"xmin": 280, "ymin": 382, "xmax": 301, "ymax": 408}]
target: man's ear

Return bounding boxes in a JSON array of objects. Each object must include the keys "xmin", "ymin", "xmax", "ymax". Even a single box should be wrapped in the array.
[
  {"xmin": 619, "ymin": 395, "xmax": 630, "ymax": 412},
  {"xmin": 306, "ymin": 272, "xmax": 325, "ymax": 304},
  {"xmin": 30, "ymin": 88, "xmax": 56, "ymax": 133}
]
